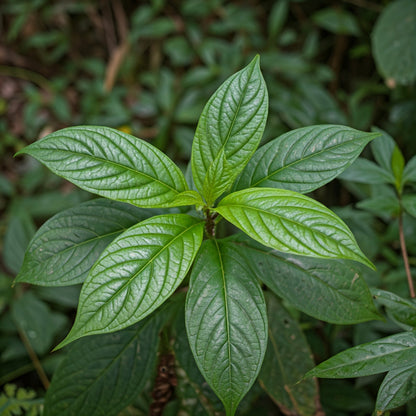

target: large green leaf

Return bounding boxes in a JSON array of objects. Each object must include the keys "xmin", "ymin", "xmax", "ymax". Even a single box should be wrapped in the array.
[
  {"xmin": 234, "ymin": 125, "xmax": 378, "ymax": 193},
  {"xmin": 44, "ymin": 312, "xmax": 164, "ymax": 416},
  {"xmin": 376, "ymin": 364, "xmax": 416, "ymax": 413},
  {"xmin": 191, "ymin": 55, "xmax": 268, "ymax": 205},
  {"xmin": 214, "ymin": 188, "xmax": 374, "ymax": 269},
  {"xmin": 227, "ymin": 236, "xmax": 379, "ymax": 324},
  {"xmin": 259, "ymin": 293, "xmax": 319, "ymax": 416},
  {"xmin": 56, "ymin": 214, "xmax": 203, "ymax": 348},
  {"xmin": 372, "ymin": 0, "xmax": 416, "ymax": 85},
  {"xmin": 15, "ymin": 199, "xmax": 154, "ymax": 286},
  {"xmin": 305, "ymin": 331, "xmax": 416, "ymax": 379},
  {"xmin": 16, "ymin": 126, "xmax": 192, "ymax": 208},
  {"xmin": 185, "ymin": 240, "xmax": 268, "ymax": 416}
]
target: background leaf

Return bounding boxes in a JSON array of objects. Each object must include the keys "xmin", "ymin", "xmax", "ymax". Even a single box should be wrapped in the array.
[
  {"xmin": 185, "ymin": 240, "xmax": 268, "ymax": 416},
  {"xmin": 215, "ymin": 188, "xmax": 374, "ymax": 268},
  {"xmin": 44, "ymin": 311, "xmax": 164, "ymax": 416},
  {"xmin": 227, "ymin": 236, "xmax": 379, "ymax": 324},
  {"xmin": 191, "ymin": 55, "xmax": 268, "ymax": 204},
  {"xmin": 58, "ymin": 214, "xmax": 203, "ymax": 348},
  {"xmin": 17, "ymin": 126, "xmax": 190, "ymax": 208},
  {"xmin": 339, "ymin": 157, "xmax": 395, "ymax": 184},
  {"xmin": 234, "ymin": 125, "xmax": 378, "ymax": 193},
  {"xmin": 306, "ymin": 331, "xmax": 416, "ymax": 379},
  {"xmin": 376, "ymin": 364, "xmax": 416, "ymax": 413},
  {"xmin": 259, "ymin": 292, "xmax": 319, "ymax": 416},
  {"xmin": 372, "ymin": 0, "xmax": 416, "ymax": 85},
  {"xmin": 16, "ymin": 199, "xmax": 155, "ymax": 286}
]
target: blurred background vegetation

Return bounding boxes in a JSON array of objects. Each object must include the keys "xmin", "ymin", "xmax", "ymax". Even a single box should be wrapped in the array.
[{"xmin": 1, "ymin": 0, "xmax": 416, "ymax": 415}]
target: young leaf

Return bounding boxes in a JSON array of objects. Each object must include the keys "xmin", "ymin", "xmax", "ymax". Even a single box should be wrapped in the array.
[
  {"xmin": 44, "ymin": 312, "xmax": 164, "ymax": 416},
  {"xmin": 234, "ymin": 125, "xmax": 379, "ymax": 193},
  {"xmin": 391, "ymin": 145, "xmax": 405, "ymax": 193},
  {"xmin": 228, "ymin": 236, "xmax": 379, "ymax": 324},
  {"xmin": 376, "ymin": 364, "xmax": 416, "ymax": 413},
  {"xmin": 56, "ymin": 214, "xmax": 204, "ymax": 348},
  {"xmin": 259, "ymin": 292, "xmax": 319, "ymax": 416},
  {"xmin": 214, "ymin": 188, "xmax": 374, "ymax": 269},
  {"xmin": 191, "ymin": 55, "xmax": 268, "ymax": 205},
  {"xmin": 15, "ymin": 199, "xmax": 155, "ymax": 286},
  {"xmin": 16, "ymin": 126, "xmax": 191, "ymax": 208},
  {"xmin": 185, "ymin": 240, "xmax": 268, "ymax": 416},
  {"xmin": 305, "ymin": 331, "xmax": 416, "ymax": 379}
]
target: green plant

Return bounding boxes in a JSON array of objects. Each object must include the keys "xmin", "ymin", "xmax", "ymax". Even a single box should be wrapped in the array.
[{"xmin": 15, "ymin": 56, "xmax": 381, "ymax": 415}]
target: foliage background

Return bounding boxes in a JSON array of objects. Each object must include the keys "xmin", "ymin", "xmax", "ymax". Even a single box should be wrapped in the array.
[{"xmin": 1, "ymin": 0, "xmax": 415, "ymax": 415}]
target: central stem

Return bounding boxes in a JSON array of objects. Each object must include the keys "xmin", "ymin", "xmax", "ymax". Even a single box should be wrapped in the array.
[{"xmin": 204, "ymin": 208, "xmax": 218, "ymax": 238}]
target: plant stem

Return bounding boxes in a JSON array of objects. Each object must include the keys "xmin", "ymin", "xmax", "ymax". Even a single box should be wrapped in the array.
[
  {"xmin": 399, "ymin": 213, "xmax": 415, "ymax": 298},
  {"xmin": 17, "ymin": 328, "xmax": 50, "ymax": 390}
]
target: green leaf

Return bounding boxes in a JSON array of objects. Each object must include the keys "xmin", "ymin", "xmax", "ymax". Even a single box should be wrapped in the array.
[
  {"xmin": 403, "ymin": 194, "xmax": 416, "ymax": 218},
  {"xmin": 391, "ymin": 146, "xmax": 405, "ymax": 193},
  {"xmin": 56, "ymin": 214, "xmax": 203, "ymax": 348},
  {"xmin": 313, "ymin": 7, "xmax": 361, "ymax": 36},
  {"xmin": 259, "ymin": 293, "xmax": 318, "ymax": 416},
  {"xmin": 305, "ymin": 331, "xmax": 416, "ymax": 379},
  {"xmin": 214, "ymin": 188, "xmax": 374, "ymax": 269},
  {"xmin": 403, "ymin": 156, "xmax": 416, "ymax": 185},
  {"xmin": 372, "ymin": 288, "xmax": 416, "ymax": 328},
  {"xmin": 372, "ymin": 0, "xmax": 416, "ymax": 85},
  {"xmin": 44, "ymin": 312, "xmax": 164, "ymax": 416},
  {"xmin": 234, "ymin": 125, "xmax": 378, "ymax": 193},
  {"xmin": 15, "ymin": 199, "xmax": 154, "ymax": 286},
  {"xmin": 185, "ymin": 240, "xmax": 268, "ymax": 416},
  {"xmin": 370, "ymin": 127, "xmax": 396, "ymax": 173},
  {"xmin": 228, "ymin": 236, "xmax": 379, "ymax": 324},
  {"xmin": 16, "ymin": 126, "xmax": 190, "ymax": 208},
  {"xmin": 3, "ymin": 211, "xmax": 35, "ymax": 275},
  {"xmin": 357, "ymin": 195, "xmax": 401, "ymax": 219},
  {"xmin": 339, "ymin": 157, "xmax": 395, "ymax": 184},
  {"xmin": 268, "ymin": 0, "xmax": 289, "ymax": 40},
  {"xmin": 376, "ymin": 364, "xmax": 416, "ymax": 412},
  {"xmin": 191, "ymin": 55, "xmax": 268, "ymax": 205}
]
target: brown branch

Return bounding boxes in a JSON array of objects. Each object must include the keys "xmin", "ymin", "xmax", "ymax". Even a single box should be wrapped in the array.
[
  {"xmin": 399, "ymin": 214, "xmax": 415, "ymax": 298},
  {"xmin": 17, "ymin": 328, "xmax": 50, "ymax": 390}
]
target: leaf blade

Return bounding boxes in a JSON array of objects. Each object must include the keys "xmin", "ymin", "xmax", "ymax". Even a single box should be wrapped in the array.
[
  {"xmin": 234, "ymin": 125, "xmax": 379, "ymax": 193},
  {"xmin": 57, "ymin": 214, "xmax": 204, "ymax": 348},
  {"xmin": 191, "ymin": 55, "xmax": 268, "ymax": 204},
  {"xmin": 185, "ymin": 240, "xmax": 268, "ymax": 416},
  {"xmin": 17, "ymin": 126, "xmax": 190, "ymax": 208},
  {"xmin": 215, "ymin": 188, "xmax": 374, "ymax": 269}
]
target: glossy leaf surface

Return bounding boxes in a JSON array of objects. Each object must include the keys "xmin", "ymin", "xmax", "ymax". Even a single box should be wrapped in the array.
[
  {"xmin": 228, "ymin": 236, "xmax": 379, "ymax": 324},
  {"xmin": 306, "ymin": 331, "xmax": 416, "ymax": 379},
  {"xmin": 215, "ymin": 188, "xmax": 374, "ymax": 268},
  {"xmin": 191, "ymin": 55, "xmax": 268, "ymax": 204},
  {"xmin": 185, "ymin": 240, "xmax": 267, "ymax": 416},
  {"xmin": 57, "ymin": 214, "xmax": 203, "ymax": 348},
  {"xmin": 44, "ymin": 313, "xmax": 163, "ymax": 416},
  {"xmin": 16, "ymin": 126, "xmax": 190, "ymax": 208},
  {"xmin": 234, "ymin": 125, "xmax": 378, "ymax": 193},
  {"xmin": 16, "ymin": 199, "xmax": 153, "ymax": 286},
  {"xmin": 376, "ymin": 364, "xmax": 416, "ymax": 412},
  {"xmin": 259, "ymin": 293, "xmax": 318, "ymax": 416}
]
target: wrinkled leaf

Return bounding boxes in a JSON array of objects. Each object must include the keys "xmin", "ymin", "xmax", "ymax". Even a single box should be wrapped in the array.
[
  {"xmin": 234, "ymin": 125, "xmax": 378, "ymax": 193},
  {"xmin": 191, "ymin": 55, "xmax": 268, "ymax": 204},
  {"xmin": 215, "ymin": 188, "xmax": 374, "ymax": 269},
  {"xmin": 305, "ymin": 331, "xmax": 416, "ymax": 379},
  {"xmin": 185, "ymin": 240, "xmax": 268, "ymax": 416},
  {"xmin": 44, "ymin": 312, "xmax": 164, "ymax": 416},
  {"xmin": 228, "ymin": 236, "xmax": 379, "ymax": 324},
  {"xmin": 259, "ymin": 293, "xmax": 318, "ymax": 416},
  {"xmin": 16, "ymin": 199, "xmax": 154, "ymax": 286},
  {"xmin": 376, "ymin": 364, "xmax": 416, "ymax": 412},
  {"xmin": 57, "ymin": 214, "xmax": 203, "ymax": 348},
  {"xmin": 16, "ymin": 126, "xmax": 190, "ymax": 208}
]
